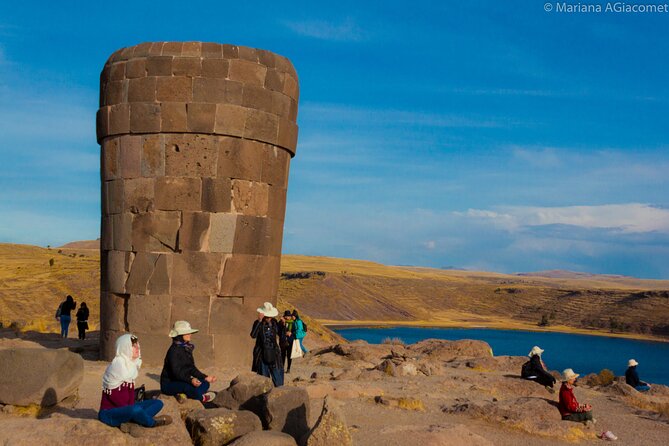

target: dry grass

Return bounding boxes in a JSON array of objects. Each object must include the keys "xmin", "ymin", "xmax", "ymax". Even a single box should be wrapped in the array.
[
  {"xmin": 397, "ymin": 397, "xmax": 426, "ymax": 411},
  {"xmin": 382, "ymin": 337, "xmax": 405, "ymax": 346}
]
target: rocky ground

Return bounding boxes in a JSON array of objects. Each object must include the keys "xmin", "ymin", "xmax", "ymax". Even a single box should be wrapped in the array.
[{"xmin": 1, "ymin": 329, "xmax": 668, "ymax": 445}]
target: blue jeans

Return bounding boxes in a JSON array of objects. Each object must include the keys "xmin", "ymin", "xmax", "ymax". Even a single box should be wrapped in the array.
[
  {"xmin": 161, "ymin": 380, "xmax": 210, "ymax": 401},
  {"xmin": 297, "ymin": 337, "xmax": 308, "ymax": 353},
  {"xmin": 636, "ymin": 385, "xmax": 651, "ymax": 392},
  {"xmin": 60, "ymin": 315, "xmax": 71, "ymax": 338},
  {"xmin": 259, "ymin": 361, "xmax": 284, "ymax": 387},
  {"xmin": 98, "ymin": 399, "xmax": 163, "ymax": 427}
]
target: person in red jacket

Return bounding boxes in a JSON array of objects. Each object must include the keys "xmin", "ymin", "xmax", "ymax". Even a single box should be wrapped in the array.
[
  {"xmin": 558, "ymin": 368, "xmax": 595, "ymax": 425},
  {"xmin": 98, "ymin": 334, "xmax": 172, "ymax": 432}
]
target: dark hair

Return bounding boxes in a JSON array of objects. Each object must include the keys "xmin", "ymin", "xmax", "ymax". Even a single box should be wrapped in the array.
[
  {"xmin": 81, "ymin": 302, "xmax": 87, "ymax": 308},
  {"xmin": 174, "ymin": 335, "xmax": 184, "ymax": 343},
  {"xmin": 66, "ymin": 295, "xmax": 74, "ymax": 303},
  {"xmin": 292, "ymin": 310, "xmax": 300, "ymax": 319}
]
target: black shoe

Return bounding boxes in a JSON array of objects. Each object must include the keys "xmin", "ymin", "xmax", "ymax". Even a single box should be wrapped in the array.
[{"xmin": 153, "ymin": 415, "xmax": 172, "ymax": 427}]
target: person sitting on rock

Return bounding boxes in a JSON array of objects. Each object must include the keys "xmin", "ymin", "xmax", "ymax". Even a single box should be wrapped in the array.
[
  {"xmin": 278, "ymin": 310, "xmax": 295, "ymax": 373},
  {"xmin": 558, "ymin": 368, "xmax": 595, "ymax": 425},
  {"xmin": 250, "ymin": 302, "xmax": 284, "ymax": 386},
  {"xmin": 625, "ymin": 359, "xmax": 651, "ymax": 392},
  {"xmin": 521, "ymin": 345, "xmax": 557, "ymax": 392},
  {"xmin": 160, "ymin": 321, "xmax": 217, "ymax": 403},
  {"xmin": 98, "ymin": 334, "xmax": 172, "ymax": 432}
]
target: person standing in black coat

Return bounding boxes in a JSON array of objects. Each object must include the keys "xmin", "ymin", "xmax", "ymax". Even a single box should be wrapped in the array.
[
  {"xmin": 250, "ymin": 302, "xmax": 284, "ymax": 387},
  {"xmin": 76, "ymin": 302, "xmax": 89, "ymax": 340},
  {"xmin": 278, "ymin": 310, "xmax": 295, "ymax": 373},
  {"xmin": 160, "ymin": 321, "xmax": 217, "ymax": 403}
]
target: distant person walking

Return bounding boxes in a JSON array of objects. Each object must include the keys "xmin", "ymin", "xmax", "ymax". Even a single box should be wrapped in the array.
[
  {"xmin": 278, "ymin": 310, "xmax": 295, "ymax": 373},
  {"xmin": 558, "ymin": 368, "xmax": 596, "ymax": 425},
  {"xmin": 292, "ymin": 310, "xmax": 308, "ymax": 354},
  {"xmin": 56, "ymin": 295, "xmax": 76, "ymax": 338},
  {"xmin": 98, "ymin": 334, "xmax": 172, "ymax": 433},
  {"xmin": 250, "ymin": 302, "xmax": 284, "ymax": 386},
  {"xmin": 625, "ymin": 359, "xmax": 651, "ymax": 392},
  {"xmin": 521, "ymin": 345, "xmax": 557, "ymax": 392},
  {"xmin": 76, "ymin": 302, "xmax": 89, "ymax": 340}
]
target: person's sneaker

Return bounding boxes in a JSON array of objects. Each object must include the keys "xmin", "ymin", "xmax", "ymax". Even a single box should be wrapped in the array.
[
  {"xmin": 175, "ymin": 393, "xmax": 187, "ymax": 404},
  {"xmin": 119, "ymin": 423, "xmax": 145, "ymax": 437},
  {"xmin": 202, "ymin": 392, "xmax": 217, "ymax": 403},
  {"xmin": 153, "ymin": 415, "xmax": 172, "ymax": 427}
]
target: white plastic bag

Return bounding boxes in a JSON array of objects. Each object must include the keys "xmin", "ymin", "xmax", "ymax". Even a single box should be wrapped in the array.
[{"xmin": 290, "ymin": 338, "xmax": 303, "ymax": 359}]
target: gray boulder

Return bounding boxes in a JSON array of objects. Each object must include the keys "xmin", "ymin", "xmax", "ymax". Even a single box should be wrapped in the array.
[
  {"xmin": 263, "ymin": 387, "xmax": 310, "ymax": 440},
  {"xmin": 212, "ymin": 372, "xmax": 273, "ymax": 419},
  {"xmin": 229, "ymin": 430, "xmax": 297, "ymax": 446},
  {"xmin": 186, "ymin": 407, "xmax": 262, "ymax": 446},
  {"xmin": 300, "ymin": 396, "xmax": 352, "ymax": 446},
  {"xmin": 0, "ymin": 348, "xmax": 83, "ymax": 406}
]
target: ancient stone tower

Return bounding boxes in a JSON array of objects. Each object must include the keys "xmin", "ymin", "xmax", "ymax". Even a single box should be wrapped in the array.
[{"xmin": 96, "ymin": 42, "xmax": 298, "ymax": 367}]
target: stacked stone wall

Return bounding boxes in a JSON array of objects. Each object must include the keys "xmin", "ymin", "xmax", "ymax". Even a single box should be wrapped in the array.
[{"xmin": 97, "ymin": 42, "xmax": 298, "ymax": 367}]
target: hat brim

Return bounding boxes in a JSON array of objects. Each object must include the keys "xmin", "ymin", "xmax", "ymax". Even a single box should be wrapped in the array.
[
  {"xmin": 169, "ymin": 328, "xmax": 199, "ymax": 337},
  {"xmin": 263, "ymin": 308, "xmax": 279, "ymax": 317}
]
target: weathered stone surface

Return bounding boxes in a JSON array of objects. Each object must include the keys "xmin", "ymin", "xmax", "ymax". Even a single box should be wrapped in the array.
[
  {"xmin": 111, "ymin": 212, "xmax": 133, "ymax": 252},
  {"xmin": 156, "ymin": 76, "xmax": 192, "ymax": 102},
  {"xmin": 0, "ymin": 348, "xmax": 83, "ymax": 406},
  {"xmin": 123, "ymin": 178, "xmax": 154, "ymax": 213},
  {"xmin": 231, "ymin": 179, "xmax": 269, "ymax": 216},
  {"xmin": 229, "ymin": 431, "xmax": 297, "ymax": 446},
  {"xmin": 300, "ymin": 396, "xmax": 352, "ymax": 446},
  {"xmin": 209, "ymin": 296, "xmax": 245, "ymax": 334},
  {"xmin": 180, "ymin": 211, "xmax": 211, "ymax": 251},
  {"xmin": 409, "ymin": 339, "xmax": 493, "ymax": 361},
  {"xmin": 131, "ymin": 211, "xmax": 180, "ymax": 252},
  {"xmin": 125, "ymin": 252, "xmax": 159, "ymax": 294},
  {"xmin": 217, "ymin": 137, "xmax": 262, "ymax": 181},
  {"xmin": 119, "ymin": 135, "xmax": 142, "ymax": 179},
  {"xmin": 377, "ymin": 424, "xmax": 494, "ymax": 446},
  {"xmin": 160, "ymin": 102, "xmax": 188, "ymax": 132},
  {"xmin": 104, "ymin": 250, "xmax": 129, "ymax": 293},
  {"xmin": 155, "ymin": 177, "xmax": 202, "ymax": 211},
  {"xmin": 262, "ymin": 387, "xmax": 310, "ymax": 440},
  {"xmin": 187, "ymin": 103, "xmax": 216, "ymax": 133},
  {"xmin": 127, "ymin": 294, "xmax": 171, "ymax": 333},
  {"xmin": 229, "ymin": 59, "xmax": 267, "ymax": 86},
  {"xmin": 102, "ymin": 137, "xmax": 120, "ymax": 180},
  {"xmin": 261, "ymin": 145, "xmax": 290, "ymax": 187},
  {"xmin": 172, "ymin": 56, "xmax": 201, "ymax": 77},
  {"xmin": 244, "ymin": 109, "xmax": 279, "ymax": 144},
  {"xmin": 212, "ymin": 373, "xmax": 273, "ymax": 417},
  {"xmin": 141, "ymin": 134, "xmax": 165, "ymax": 177},
  {"xmin": 185, "ymin": 408, "xmax": 261, "ymax": 446},
  {"xmin": 215, "ymin": 104, "xmax": 247, "ymax": 137},
  {"xmin": 201, "ymin": 177, "xmax": 232, "ymax": 213},
  {"xmin": 130, "ymin": 102, "xmax": 161, "ymax": 133},
  {"xmin": 99, "ymin": 292, "xmax": 127, "ymax": 333},
  {"xmin": 164, "ymin": 134, "xmax": 218, "ymax": 178},
  {"xmin": 170, "ymin": 252, "xmax": 223, "ymax": 295},
  {"xmin": 170, "ymin": 294, "xmax": 212, "ymax": 333}
]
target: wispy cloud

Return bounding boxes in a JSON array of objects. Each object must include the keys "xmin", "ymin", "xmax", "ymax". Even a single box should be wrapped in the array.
[
  {"xmin": 511, "ymin": 146, "xmax": 564, "ymax": 168},
  {"xmin": 283, "ymin": 18, "xmax": 366, "ymax": 42},
  {"xmin": 460, "ymin": 204, "xmax": 669, "ymax": 234}
]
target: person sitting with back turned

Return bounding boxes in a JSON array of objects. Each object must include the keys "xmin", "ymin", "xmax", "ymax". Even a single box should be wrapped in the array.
[
  {"xmin": 558, "ymin": 368, "xmax": 596, "ymax": 425},
  {"xmin": 160, "ymin": 321, "xmax": 217, "ymax": 404},
  {"xmin": 625, "ymin": 359, "xmax": 651, "ymax": 392},
  {"xmin": 98, "ymin": 334, "xmax": 172, "ymax": 434},
  {"xmin": 521, "ymin": 345, "xmax": 557, "ymax": 392}
]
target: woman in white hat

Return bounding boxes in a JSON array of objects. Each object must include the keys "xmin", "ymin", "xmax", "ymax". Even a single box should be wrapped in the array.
[
  {"xmin": 625, "ymin": 359, "xmax": 651, "ymax": 392},
  {"xmin": 160, "ymin": 321, "xmax": 217, "ymax": 403},
  {"xmin": 520, "ymin": 346, "xmax": 557, "ymax": 391},
  {"xmin": 98, "ymin": 334, "xmax": 172, "ymax": 431},
  {"xmin": 250, "ymin": 302, "xmax": 283, "ymax": 387},
  {"xmin": 558, "ymin": 368, "xmax": 595, "ymax": 425}
]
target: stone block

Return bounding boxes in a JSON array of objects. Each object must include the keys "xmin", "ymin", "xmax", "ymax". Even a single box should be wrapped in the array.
[
  {"xmin": 100, "ymin": 329, "xmax": 123, "ymax": 361},
  {"xmin": 277, "ymin": 119, "xmax": 298, "ymax": 154},
  {"xmin": 146, "ymin": 56, "xmax": 173, "ymax": 76},
  {"xmin": 283, "ymin": 74, "xmax": 299, "ymax": 101},
  {"xmin": 180, "ymin": 211, "xmax": 212, "ymax": 251},
  {"xmin": 131, "ymin": 42, "xmax": 153, "ymax": 58},
  {"xmin": 238, "ymin": 46, "xmax": 258, "ymax": 62},
  {"xmin": 214, "ymin": 104, "xmax": 248, "ymax": 137},
  {"xmin": 101, "ymin": 216, "xmax": 113, "ymax": 250},
  {"xmin": 156, "ymin": 76, "xmax": 193, "ymax": 102},
  {"xmin": 222, "ymin": 44, "xmax": 239, "ymax": 58},
  {"xmin": 208, "ymin": 213, "xmax": 236, "ymax": 253},
  {"xmin": 229, "ymin": 59, "xmax": 267, "ymax": 86},
  {"xmin": 125, "ymin": 252, "xmax": 160, "ymax": 294},
  {"xmin": 104, "ymin": 250, "xmax": 128, "ymax": 293},
  {"xmin": 229, "ymin": 431, "xmax": 297, "ymax": 446},
  {"xmin": 148, "ymin": 42, "xmax": 165, "ymax": 56},
  {"xmin": 255, "ymin": 255, "xmax": 281, "ymax": 296},
  {"xmin": 225, "ymin": 80, "xmax": 243, "ymax": 105},
  {"xmin": 187, "ymin": 103, "xmax": 216, "ymax": 133},
  {"xmin": 110, "ymin": 61, "xmax": 126, "ymax": 81},
  {"xmin": 202, "ymin": 58, "xmax": 229, "ymax": 78},
  {"xmin": 201, "ymin": 177, "xmax": 232, "ymax": 213},
  {"xmin": 161, "ymin": 41, "xmax": 184, "ymax": 57},
  {"xmin": 155, "ymin": 177, "xmax": 202, "ymax": 211},
  {"xmin": 264, "ymin": 69, "xmax": 284, "ymax": 92},
  {"xmin": 233, "ymin": 215, "xmax": 273, "ymax": 256},
  {"xmin": 171, "ymin": 252, "xmax": 224, "ymax": 295},
  {"xmin": 270, "ymin": 91, "xmax": 291, "ymax": 118},
  {"xmin": 164, "ymin": 134, "xmax": 218, "ymax": 178},
  {"xmin": 130, "ymin": 102, "xmax": 161, "ymax": 133},
  {"xmin": 105, "ymin": 179, "xmax": 124, "ymax": 215},
  {"xmin": 191, "ymin": 332, "xmax": 215, "ymax": 368},
  {"xmin": 105, "ymin": 80, "xmax": 127, "ymax": 105},
  {"xmin": 217, "ymin": 137, "xmax": 262, "ymax": 182},
  {"xmin": 261, "ymin": 145, "xmax": 290, "ymax": 187},
  {"xmin": 100, "ymin": 292, "xmax": 127, "ymax": 332},
  {"xmin": 244, "ymin": 109, "xmax": 279, "ymax": 145},
  {"xmin": 242, "ymin": 85, "xmax": 273, "ymax": 113},
  {"xmin": 111, "ymin": 212, "xmax": 133, "ymax": 251},
  {"xmin": 274, "ymin": 56, "xmax": 293, "ymax": 76},
  {"xmin": 301, "ymin": 396, "xmax": 352, "ymax": 446},
  {"xmin": 131, "ymin": 210, "xmax": 180, "ymax": 251},
  {"xmin": 209, "ymin": 296, "xmax": 245, "ymax": 334},
  {"xmin": 267, "ymin": 186, "xmax": 287, "ymax": 221},
  {"xmin": 119, "ymin": 135, "xmax": 142, "ymax": 179},
  {"xmin": 141, "ymin": 134, "xmax": 165, "ymax": 177},
  {"xmin": 123, "ymin": 178, "xmax": 155, "ymax": 213},
  {"xmin": 109, "ymin": 103, "xmax": 130, "ymax": 135},
  {"xmin": 148, "ymin": 254, "xmax": 173, "ymax": 295},
  {"xmin": 127, "ymin": 294, "xmax": 172, "ymax": 334},
  {"xmin": 125, "ymin": 58, "xmax": 146, "ymax": 79},
  {"xmin": 185, "ymin": 408, "xmax": 262, "ymax": 446},
  {"xmin": 134, "ymin": 332, "xmax": 172, "ymax": 366},
  {"xmin": 193, "ymin": 77, "xmax": 227, "ymax": 102},
  {"xmin": 96, "ymin": 106, "xmax": 110, "ymax": 141},
  {"xmin": 127, "ymin": 76, "xmax": 156, "ymax": 102},
  {"xmin": 263, "ymin": 387, "xmax": 310, "ymax": 440},
  {"xmin": 218, "ymin": 254, "xmax": 257, "ymax": 296},
  {"xmin": 170, "ymin": 294, "xmax": 212, "ymax": 333},
  {"xmin": 102, "ymin": 137, "xmax": 120, "ymax": 181},
  {"xmin": 213, "ymin": 333, "xmax": 254, "ymax": 368},
  {"xmin": 172, "ymin": 56, "xmax": 202, "ymax": 77},
  {"xmin": 257, "ymin": 50, "xmax": 276, "ymax": 68},
  {"xmin": 160, "ymin": 102, "xmax": 188, "ymax": 133},
  {"xmin": 231, "ymin": 179, "xmax": 269, "ymax": 216},
  {"xmin": 201, "ymin": 42, "xmax": 223, "ymax": 59},
  {"xmin": 182, "ymin": 41, "xmax": 202, "ymax": 57},
  {"xmin": 288, "ymin": 99, "xmax": 298, "ymax": 121}
]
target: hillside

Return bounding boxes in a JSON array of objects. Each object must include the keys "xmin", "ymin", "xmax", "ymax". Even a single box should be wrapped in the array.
[{"xmin": 1, "ymin": 243, "xmax": 668, "ymax": 340}]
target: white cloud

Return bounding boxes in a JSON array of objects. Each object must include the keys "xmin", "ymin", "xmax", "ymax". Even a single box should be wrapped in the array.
[
  {"xmin": 284, "ymin": 18, "xmax": 366, "ymax": 42},
  {"xmin": 461, "ymin": 203, "xmax": 669, "ymax": 234}
]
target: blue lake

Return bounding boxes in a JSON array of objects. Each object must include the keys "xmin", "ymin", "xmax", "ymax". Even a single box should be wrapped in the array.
[{"xmin": 333, "ymin": 326, "xmax": 669, "ymax": 386}]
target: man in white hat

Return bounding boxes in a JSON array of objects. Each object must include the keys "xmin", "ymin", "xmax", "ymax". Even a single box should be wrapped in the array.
[
  {"xmin": 558, "ymin": 368, "xmax": 595, "ymax": 425},
  {"xmin": 250, "ymin": 302, "xmax": 284, "ymax": 387},
  {"xmin": 625, "ymin": 359, "xmax": 651, "ymax": 392}
]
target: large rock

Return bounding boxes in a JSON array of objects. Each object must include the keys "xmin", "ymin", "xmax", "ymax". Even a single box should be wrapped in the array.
[
  {"xmin": 377, "ymin": 424, "xmax": 493, "ymax": 446},
  {"xmin": 263, "ymin": 387, "xmax": 310, "ymax": 440},
  {"xmin": 328, "ymin": 342, "xmax": 401, "ymax": 364},
  {"xmin": 408, "ymin": 339, "xmax": 492, "ymax": 361},
  {"xmin": 212, "ymin": 372, "xmax": 273, "ymax": 418},
  {"xmin": 228, "ymin": 430, "xmax": 297, "ymax": 446},
  {"xmin": 154, "ymin": 395, "xmax": 199, "ymax": 444},
  {"xmin": 186, "ymin": 407, "xmax": 262, "ymax": 446},
  {"xmin": 0, "ymin": 348, "xmax": 83, "ymax": 406},
  {"xmin": 300, "ymin": 396, "xmax": 352, "ymax": 446}
]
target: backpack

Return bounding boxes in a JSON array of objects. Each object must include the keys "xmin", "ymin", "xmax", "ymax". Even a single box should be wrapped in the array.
[
  {"xmin": 302, "ymin": 321, "xmax": 308, "ymax": 333},
  {"xmin": 55, "ymin": 303, "xmax": 63, "ymax": 318}
]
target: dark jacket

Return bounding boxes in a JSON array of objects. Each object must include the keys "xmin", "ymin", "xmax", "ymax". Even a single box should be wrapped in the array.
[
  {"xmin": 60, "ymin": 299, "xmax": 76, "ymax": 317},
  {"xmin": 625, "ymin": 366, "xmax": 644, "ymax": 387},
  {"xmin": 76, "ymin": 306, "xmax": 89, "ymax": 322},
  {"xmin": 250, "ymin": 319, "xmax": 281, "ymax": 371},
  {"xmin": 160, "ymin": 342, "xmax": 206, "ymax": 385}
]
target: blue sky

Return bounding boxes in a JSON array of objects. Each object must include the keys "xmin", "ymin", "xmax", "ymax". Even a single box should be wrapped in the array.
[{"xmin": 1, "ymin": 1, "xmax": 668, "ymax": 278}]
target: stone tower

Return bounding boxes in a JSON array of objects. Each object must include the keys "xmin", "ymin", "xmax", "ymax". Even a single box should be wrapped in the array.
[{"xmin": 96, "ymin": 42, "xmax": 298, "ymax": 367}]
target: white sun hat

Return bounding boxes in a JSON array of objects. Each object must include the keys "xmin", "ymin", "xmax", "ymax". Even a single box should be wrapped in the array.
[
  {"xmin": 628, "ymin": 359, "xmax": 639, "ymax": 367},
  {"xmin": 562, "ymin": 368, "xmax": 580, "ymax": 381},
  {"xmin": 256, "ymin": 301, "xmax": 279, "ymax": 318},
  {"xmin": 528, "ymin": 346, "xmax": 544, "ymax": 357},
  {"xmin": 169, "ymin": 320, "xmax": 199, "ymax": 338}
]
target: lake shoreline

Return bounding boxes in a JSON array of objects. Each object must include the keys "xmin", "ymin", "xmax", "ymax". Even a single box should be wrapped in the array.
[{"xmin": 322, "ymin": 319, "xmax": 669, "ymax": 344}]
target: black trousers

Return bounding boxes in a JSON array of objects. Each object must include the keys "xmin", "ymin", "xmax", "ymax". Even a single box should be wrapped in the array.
[
  {"xmin": 77, "ymin": 321, "xmax": 87, "ymax": 339},
  {"xmin": 530, "ymin": 370, "xmax": 556, "ymax": 387},
  {"xmin": 281, "ymin": 339, "xmax": 293, "ymax": 372}
]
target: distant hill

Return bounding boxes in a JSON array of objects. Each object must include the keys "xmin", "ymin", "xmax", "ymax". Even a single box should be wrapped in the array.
[
  {"xmin": 59, "ymin": 239, "xmax": 100, "ymax": 249},
  {"xmin": 515, "ymin": 270, "xmax": 629, "ymax": 280}
]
